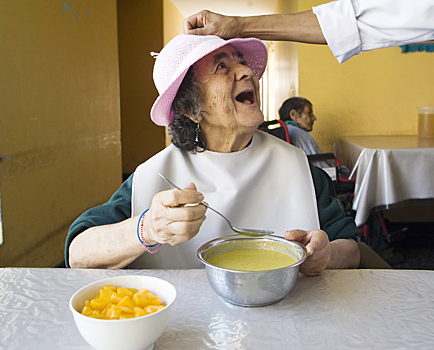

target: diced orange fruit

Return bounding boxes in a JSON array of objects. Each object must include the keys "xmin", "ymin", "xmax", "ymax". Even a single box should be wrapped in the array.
[
  {"xmin": 134, "ymin": 307, "xmax": 148, "ymax": 317},
  {"xmin": 145, "ymin": 305, "xmax": 161, "ymax": 314},
  {"xmin": 133, "ymin": 292, "xmax": 161, "ymax": 308},
  {"xmin": 112, "ymin": 304, "xmax": 133, "ymax": 313},
  {"xmin": 81, "ymin": 305, "xmax": 93, "ymax": 316},
  {"xmin": 103, "ymin": 285, "xmax": 117, "ymax": 292},
  {"xmin": 102, "ymin": 303, "xmax": 113, "ymax": 316},
  {"xmin": 110, "ymin": 293, "xmax": 123, "ymax": 304},
  {"xmin": 89, "ymin": 314, "xmax": 109, "ymax": 319},
  {"xmin": 117, "ymin": 288, "xmax": 133, "ymax": 298},
  {"xmin": 106, "ymin": 308, "xmax": 122, "ymax": 319},
  {"xmin": 91, "ymin": 297, "xmax": 111, "ymax": 311},
  {"xmin": 100, "ymin": 288, "xmax": 115, "ymax": 299},
  {"xmin": 118, "ymin": 296, "xmax": 135, "ymax": 309},
  {"xmin": 81, "ymin": 285, "xmax": 165, "ymax": 320},
  {"xmin": 119, "ymin": 312, "xmax": 135, "ymax": 320}
]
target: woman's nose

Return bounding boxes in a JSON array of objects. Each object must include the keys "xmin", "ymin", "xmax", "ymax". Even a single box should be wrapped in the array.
[{"xmin": 233, "ymin": 63, "xmax": 253, "ymax": 81}]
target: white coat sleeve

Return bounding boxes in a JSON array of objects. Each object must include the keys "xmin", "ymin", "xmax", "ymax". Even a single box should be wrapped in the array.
[{"xmin": 313, "ymin": 0, "xmax": 434, "ymax": 63}]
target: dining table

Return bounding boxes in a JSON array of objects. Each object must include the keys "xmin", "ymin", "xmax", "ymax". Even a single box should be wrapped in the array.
[
  {"xmin": 334, "ymin": 135, "xmax": 434, "ymax": 227},
  {"xmin": 1, "ymin": 267, "xmax": 434, "ymax": 349}
]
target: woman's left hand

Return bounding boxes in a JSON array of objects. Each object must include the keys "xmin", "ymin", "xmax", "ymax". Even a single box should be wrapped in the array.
[{"xmin": 284, "ymin": 229, "xmax": 331, "ymax": 276}]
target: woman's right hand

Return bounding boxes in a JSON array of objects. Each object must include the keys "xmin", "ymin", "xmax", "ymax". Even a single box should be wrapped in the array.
[{"xmin": 142, "ymin": 182, "xmax": 207, "ymax": 246}]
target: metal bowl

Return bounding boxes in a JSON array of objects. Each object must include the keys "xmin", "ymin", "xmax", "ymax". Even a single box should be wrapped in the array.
[{"xmin": 197, "ymin": 235, "xmax": 307, "ymax": 307}]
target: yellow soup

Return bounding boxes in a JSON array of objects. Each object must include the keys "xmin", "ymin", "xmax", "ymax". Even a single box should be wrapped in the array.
[{"xmin": 207, "ymin": 249, "xmax": 297, "ymax": 271}]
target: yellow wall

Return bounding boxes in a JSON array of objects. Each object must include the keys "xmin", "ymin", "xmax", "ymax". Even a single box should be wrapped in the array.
[
  {"xmin": 0, "ymin": 0, "xmax": 122, "ymax": 267},
  {"xmin": 272, "ymin": 0, "xmax": 299, "ymax": 118},
  {"xmin": 118, "ymin": 0, "xmax": 166, "ymax": 175},
  {"xmin": 298, "ymin": 0, "xmax": 434, "ymax": 152},
  {"xmin": 162, "ymin": 0, "xmax": 185, "ymax": 146},
  {"xmin": 164, "ymin": 0, "xmax": 184, "ymax": 45}
]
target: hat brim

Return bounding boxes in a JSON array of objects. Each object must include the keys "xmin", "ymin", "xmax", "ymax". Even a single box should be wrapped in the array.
[{"xmin": 151, "ymin": 36, "xmax": 268, "ymax": 127}]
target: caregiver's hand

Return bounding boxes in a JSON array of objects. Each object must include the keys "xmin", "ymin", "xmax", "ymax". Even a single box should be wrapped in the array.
[
  {"xmin": 143, "ymin": 182, "xmax": 207, "ymax": 246},
  {"xmin": 284, "ymin": 229, "xmax": 331, "ymax": 276},
  {"xmin": 184, "ymin": 10, "xmax": 242, "ymax": 39}
]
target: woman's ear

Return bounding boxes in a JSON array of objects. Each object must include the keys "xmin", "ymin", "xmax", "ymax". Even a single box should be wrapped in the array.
[
  {"xmin": 289, "ymin": 109, "xmax": 298, "ymax": 122},
  {"xmin": 186, "ymin": 113, "xmax": 203, "ymax": 124}
]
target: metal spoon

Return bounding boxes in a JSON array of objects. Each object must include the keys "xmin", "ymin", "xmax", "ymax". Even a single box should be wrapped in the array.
[{"xmin": 158, "ymin": 173, "xmax": 273, "ymax": 237}]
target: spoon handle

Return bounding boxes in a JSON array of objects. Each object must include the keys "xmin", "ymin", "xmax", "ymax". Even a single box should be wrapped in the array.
[
  {"xmin": 158, "ymin": 173, "xmax": 233, "ymax": 229},
  {"xmin": 158, "ymin": 173, "xmax": 182, "ymax": 190}
]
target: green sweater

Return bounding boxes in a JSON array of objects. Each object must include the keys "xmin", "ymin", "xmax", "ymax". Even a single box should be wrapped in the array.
[{"xmin": 65, "ymin": 163, "xmax": 359, "ymax": 267}]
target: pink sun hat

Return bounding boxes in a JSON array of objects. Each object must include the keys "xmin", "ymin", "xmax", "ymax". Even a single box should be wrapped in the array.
[{"xmin": 150, "ymin": 34, "xmax": 268, "ymax": 126}]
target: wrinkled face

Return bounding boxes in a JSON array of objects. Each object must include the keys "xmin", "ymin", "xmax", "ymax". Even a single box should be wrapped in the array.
[
  {"xmin": 295, "ymin": 104, "xmax": 317, "ymax": 132},
  {"xmin": 193, "ymin": 45, "xmax": 264, "ymax": 133}
]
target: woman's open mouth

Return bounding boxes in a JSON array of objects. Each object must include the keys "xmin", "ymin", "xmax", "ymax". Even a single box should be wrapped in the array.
[{"xmin": 235, "ymin": 90, "xmax": 255, "ymax": 105}]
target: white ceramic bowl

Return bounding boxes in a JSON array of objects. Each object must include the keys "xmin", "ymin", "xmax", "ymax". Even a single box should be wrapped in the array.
[{"xmin": 69, "ymin": 275, "xmax": 176, "ymax": 350}]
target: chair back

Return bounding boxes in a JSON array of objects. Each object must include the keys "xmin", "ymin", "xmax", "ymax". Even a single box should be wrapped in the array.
[{"xmin": 258, "ymin": 120, "xmax": 291, "ymax": 143}]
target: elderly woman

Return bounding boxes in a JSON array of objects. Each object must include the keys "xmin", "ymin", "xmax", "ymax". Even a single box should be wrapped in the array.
[
  {"xmin": 279, "ymin": 97, "xmax": 320, "ymax": 153},
  {"xmin": 66, "ymin": 34, "xmax": 360, "ymax": 275},
  {"xmin": 279, "ymin": 96, "xmax": 350, "ymax": 176}
]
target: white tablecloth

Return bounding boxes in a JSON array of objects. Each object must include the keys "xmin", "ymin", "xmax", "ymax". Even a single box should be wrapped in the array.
[
  {"xmin": 1, "ymin": 268, "xmax": 434, "ymax": 349},
  {"xmin": 335, "ymin": 136, "xmax": 434, "ymax": 226}
]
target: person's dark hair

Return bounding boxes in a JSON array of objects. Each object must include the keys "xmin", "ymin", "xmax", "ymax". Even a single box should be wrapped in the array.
[
  {"xmin": 278, "ymin": 97, "xmax": 311, "ymax": 122},
  {"xmin": 168, "ymin": 65, "xmax": 207, "ymax": 153}
]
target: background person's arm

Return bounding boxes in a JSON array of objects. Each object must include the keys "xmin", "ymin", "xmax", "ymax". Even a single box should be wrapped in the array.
[
  {"xmin": 185, "ymin": 1, "xmax": 434, "ymax": 64},
  {"xmin": 183, "ymin": 10, "xmax": 326, "ymax": 44}
]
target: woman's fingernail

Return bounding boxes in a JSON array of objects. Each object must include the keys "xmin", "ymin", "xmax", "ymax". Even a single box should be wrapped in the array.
[{"xmin": 198, "ymin": 194, "xmax": 204, "ymax": 202}]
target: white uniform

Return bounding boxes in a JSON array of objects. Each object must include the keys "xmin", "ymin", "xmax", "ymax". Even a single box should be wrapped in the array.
[
  {"xmin": 130, "ymin": 131, "xmax": 320, "ymax": 269},
  {"xmin": 313, "ymin": 0, "xmax": 434, "ymax": 63}
]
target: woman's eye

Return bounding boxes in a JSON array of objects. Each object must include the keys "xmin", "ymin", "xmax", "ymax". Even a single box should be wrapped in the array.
[
  {"xmin": 216, "ymin": 62, "xmax": 226, "ymax": 70},
  {"xmin": 241, "ymin": 60, "xmax": 247, "ymax": 66}
]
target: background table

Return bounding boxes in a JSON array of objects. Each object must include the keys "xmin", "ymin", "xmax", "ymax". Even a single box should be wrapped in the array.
[
  {"xmin": 1, "ymin": 268, "xmax": 434, "ymax": 349},
  {"xmin": 335, "ymin": 135, "xmax": 434, "ymax": 226}
]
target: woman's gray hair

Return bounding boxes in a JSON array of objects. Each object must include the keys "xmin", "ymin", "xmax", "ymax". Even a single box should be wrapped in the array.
[
  {"xmin": 168, "ymin": 65, "xmax": 207, "ymax": 152},
  {"xmin": 278, "ymin": 97, "xmax": 311, "ymax": 122}
]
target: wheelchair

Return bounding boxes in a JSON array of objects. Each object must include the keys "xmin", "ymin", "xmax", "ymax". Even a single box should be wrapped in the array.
[{"xmin": 258, "ymin": 119, "xmax": 392, "ymax": 268}]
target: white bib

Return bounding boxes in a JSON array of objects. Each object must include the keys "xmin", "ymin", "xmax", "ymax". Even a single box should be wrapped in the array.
[{"xmin": 130, "ymin": 131, "xmax": 319, "ymax": 269}]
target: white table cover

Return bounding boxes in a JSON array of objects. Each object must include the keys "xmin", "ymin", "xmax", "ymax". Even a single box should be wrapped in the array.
[
  {"xmin": 335, "ymin": 136, "xmax": 434, "ymax": 226},
  {"xmin": 1, "ymin": 268, "xmax": 434, "ymax": 349}
]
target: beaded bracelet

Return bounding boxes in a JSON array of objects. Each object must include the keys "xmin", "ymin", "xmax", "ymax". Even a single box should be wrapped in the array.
[{"xmin": 136, "ymin": 209, "xmax": 162, "ymax": 254}]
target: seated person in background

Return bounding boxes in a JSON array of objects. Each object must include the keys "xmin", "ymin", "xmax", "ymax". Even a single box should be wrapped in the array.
[
  {"xmin": 279, "ymin": 97, "xmax": 350, "ymax": 177},
  {"xmin": 65, "ymin": 34, "xmax": 360, "ymax": 275},
  {"xmin": 279, "ymin": 97, "xmax": 321, "ymax": 156}
]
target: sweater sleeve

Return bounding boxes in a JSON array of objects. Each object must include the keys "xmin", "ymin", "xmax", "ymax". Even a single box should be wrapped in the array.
[
  {"xmin": 309, "ymin": 162, "xmax": 359, "ymax": 241},
  {"xmin": 64, "ymin": 174, "xmax": 133, "ymax": 267}
]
